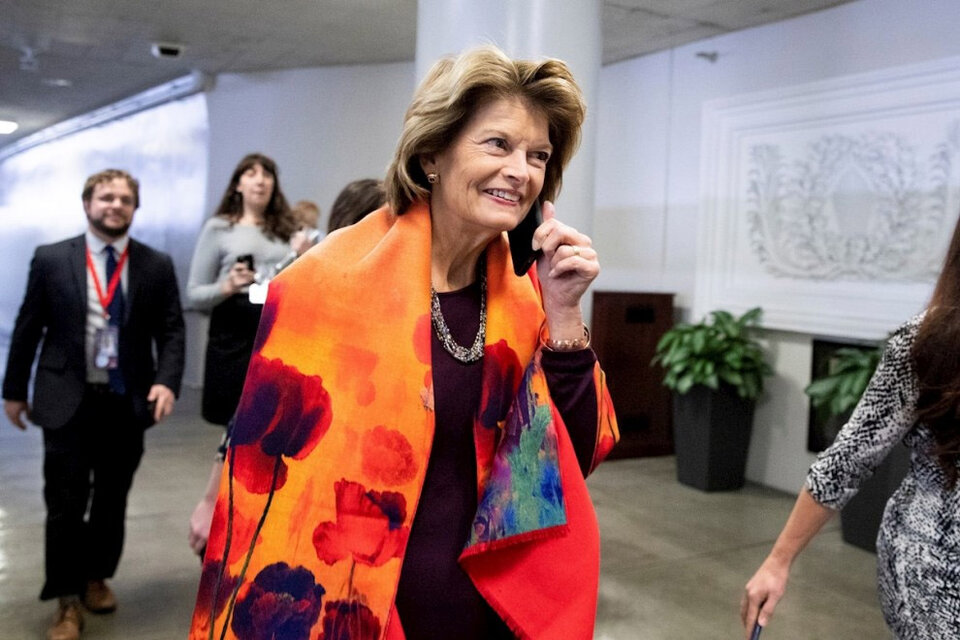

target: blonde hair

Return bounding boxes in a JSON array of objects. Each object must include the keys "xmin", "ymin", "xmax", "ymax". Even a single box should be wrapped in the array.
[{"xmin": 385, "ymin": 45, "xmax": 586, "ymax": 214}]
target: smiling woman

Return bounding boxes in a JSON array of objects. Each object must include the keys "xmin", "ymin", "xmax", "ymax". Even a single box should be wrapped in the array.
[
  {"xmin": 189, "ymin": 45, "xmax": 619, "ymax": 640},
  {"xmin": 419, "ymin": 97, "xmax": 552, "ymax": 281}
]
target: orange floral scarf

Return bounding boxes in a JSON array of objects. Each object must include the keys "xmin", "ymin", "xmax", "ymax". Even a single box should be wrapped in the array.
[{"xmin": 189, "ymin": 201, "xmax": 618, "ymax": 640}]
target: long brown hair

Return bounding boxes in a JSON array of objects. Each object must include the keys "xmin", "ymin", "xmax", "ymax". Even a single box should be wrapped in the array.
[
  {"xmin": 213, "ymin": 153, "xmax": 296, "ymax": 241},
  {"xmin": 912, "ymin": 212, "xmax": 960, "ymax": 487}
]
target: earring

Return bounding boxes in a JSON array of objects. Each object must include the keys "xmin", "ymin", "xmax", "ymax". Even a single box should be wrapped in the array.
[{"xmin": 426, "ymin": 173, "xmax": 440, "ymax": 184}]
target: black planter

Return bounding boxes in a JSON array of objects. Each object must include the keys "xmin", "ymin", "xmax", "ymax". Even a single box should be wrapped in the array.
[
  {"xmin": 673, "ymin": 385, "xmax": 756, "ymax": 491},
  {"xmin": 840, "ymin": 442, "xmax": 911, "ymax": 552}
]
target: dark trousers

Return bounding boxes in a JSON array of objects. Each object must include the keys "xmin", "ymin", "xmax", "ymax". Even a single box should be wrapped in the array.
[{"xmin": 40, "ymin": 386, "xmax": 144, "ymax": 600}]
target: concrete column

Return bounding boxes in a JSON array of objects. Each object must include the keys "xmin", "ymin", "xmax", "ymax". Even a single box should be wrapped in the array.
[{"xmin": 415, "ymin": 0, "xmax": 601, "ymax": 235}]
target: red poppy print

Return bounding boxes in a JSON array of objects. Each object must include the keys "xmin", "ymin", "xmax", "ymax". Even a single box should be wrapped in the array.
[
  {"xmin": 231, "ymin": 562, "xmax": 325, "ymax": 640},
  {"xmin": 206, "ymin": 495, "xmax": 260, "ymax": 566},
  {"xmin": 313, "ymin": 480, "xmax": 410, "ymax": 567},
  {"xmin": 361, "ymin": 426, "xmax": 417, "ymax": 486},
  {"xmin": 321, "ymin": 599, "xmax": 382, "ymax": 640},
  {"xmin": 230, "ymin": 355, "xmax": 333, "ymax": 494},
  {"xmin": 193, "ymin": 558, "xmax": 239, "ymax": 629},
  {"xmin": 479, "ymin": 340, "xmax": 523, "ymax": 429}
]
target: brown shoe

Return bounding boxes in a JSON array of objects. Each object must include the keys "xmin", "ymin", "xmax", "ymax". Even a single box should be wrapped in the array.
[
  {"xmin": 47, "ymin": 600, "xmax": 83, "ymax": 640},
  {"xmin": 82, "ymin": 579, "xmax": 117, "ymax": 613}
]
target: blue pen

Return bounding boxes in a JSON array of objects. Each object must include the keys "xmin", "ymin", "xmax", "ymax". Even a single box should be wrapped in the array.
[{"xmin": 750, "ymin": 623, "xmax": 763, "ymax": 640}]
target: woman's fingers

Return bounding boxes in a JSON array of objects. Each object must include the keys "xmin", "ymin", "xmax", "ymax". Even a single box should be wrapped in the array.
[
  {"xmin": 534, "ymin": 220, "xmax": 592, "ymax": 256},
  {"xmin": 547, "ymin": 243, "xmax": 598, "ymax": 278},
  {"xmin": 229, "ymin": 264, "xmax": 256, "ymax": 287},
  {"xmin": 741, "ymin": 565, "xmax": 786, "ymax": 639},
  {"xmin": 740, "ymin": 592, "xmax": 761, "ymax": 639},
  {"xmin": 757, "ymin": 593, "xmax": 781, "ymax": 629}
]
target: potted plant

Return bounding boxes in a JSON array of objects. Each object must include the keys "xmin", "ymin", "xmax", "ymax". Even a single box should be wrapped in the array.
[
  {"xmin": 804, "ymin": 343, "xmax": 910, "ymax": 553},
  {"xmin": 652, "ymin": 307, "xmax": 772, "ymax": 491}
]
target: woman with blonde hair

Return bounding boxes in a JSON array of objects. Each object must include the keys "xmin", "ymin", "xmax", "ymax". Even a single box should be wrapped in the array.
[{"xmin": 190, "ymin": 46, "xmax": 618, "ymax": 640}]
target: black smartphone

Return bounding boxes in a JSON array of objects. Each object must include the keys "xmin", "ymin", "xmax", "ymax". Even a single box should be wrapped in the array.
[
  {"xmin": 236, "ymin": 254, "xmax": 255, "ymax": 271},
  {"xmin": 508, "ymin": 200, "xmax": 543, "ymax": 276}
]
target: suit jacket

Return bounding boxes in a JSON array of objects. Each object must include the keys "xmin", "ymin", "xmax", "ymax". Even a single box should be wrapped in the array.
[{"xmin": 2, "ymin": 233, "xmax": 186, "ymax": 429}]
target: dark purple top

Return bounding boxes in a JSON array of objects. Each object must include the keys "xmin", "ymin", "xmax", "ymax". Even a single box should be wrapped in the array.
[{"xmin": 394, "ymin": 281, "xmax": 599, "ymax": 639}]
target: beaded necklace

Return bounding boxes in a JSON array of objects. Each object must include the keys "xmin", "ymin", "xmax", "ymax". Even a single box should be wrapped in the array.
[{"xmin": 430, "ymin": 256, "xmax": 486, "ymax": 363}]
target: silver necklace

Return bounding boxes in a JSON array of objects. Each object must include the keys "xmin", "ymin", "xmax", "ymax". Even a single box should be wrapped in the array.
[{"xmin": 430, "ymin": 257, "xmax": 486, "ymax": 364}]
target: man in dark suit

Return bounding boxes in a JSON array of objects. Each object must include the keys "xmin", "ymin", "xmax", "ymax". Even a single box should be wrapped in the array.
[{"xmin": 2, "ymin": 169, "xmax": 185, "ymax": 640}]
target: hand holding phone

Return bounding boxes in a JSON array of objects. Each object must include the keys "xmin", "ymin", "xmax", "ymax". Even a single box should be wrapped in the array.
[
  {"xmin": 508, "ymin": 200, "xmax": 543, "ymax": 276},
  {"xmin": 235, "ymin": 254, "xmax": 255, "ymax": 271}
]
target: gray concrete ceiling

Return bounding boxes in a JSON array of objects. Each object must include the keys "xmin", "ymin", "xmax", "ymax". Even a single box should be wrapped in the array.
[{"xmin": 0, "ymin": 0, "xmax": 854, "ymax": 150}]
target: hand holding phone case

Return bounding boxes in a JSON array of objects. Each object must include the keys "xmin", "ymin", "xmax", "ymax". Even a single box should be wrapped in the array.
[{"xmin": 508, "ymin": 200, "xmax": 543, "ymax": 276}]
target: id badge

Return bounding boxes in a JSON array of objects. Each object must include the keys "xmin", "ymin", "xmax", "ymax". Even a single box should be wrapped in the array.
[
  {"xmin": 248, "ymin": 280, "xmax": 269, "ymax": 305},
  {"xmin": 94, "ymin": 326, "xmax": 120, "ymax": 369}
]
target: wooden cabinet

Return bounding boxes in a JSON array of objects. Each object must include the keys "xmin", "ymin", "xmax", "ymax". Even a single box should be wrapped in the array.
[{"xmin": 591, "ymin": 292, "xmax": 675, "ymax": 458}]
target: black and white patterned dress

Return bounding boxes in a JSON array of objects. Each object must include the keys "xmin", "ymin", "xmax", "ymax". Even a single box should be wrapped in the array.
[{"xmin": 807, "ymin": 315, "xmax": 960, "ymax": 639}]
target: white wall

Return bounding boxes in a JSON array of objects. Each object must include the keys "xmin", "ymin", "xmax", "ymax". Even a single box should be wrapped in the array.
[
  {"xmin": 204, "ymin": 62, "xmax": 416, "ymax": 227},
  {"xmin": 593, "ymin": 0, "xmax": 960, "ymax": 491}
]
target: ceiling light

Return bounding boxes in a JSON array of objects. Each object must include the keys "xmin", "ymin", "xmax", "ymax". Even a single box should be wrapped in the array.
[
  {"xmin": 41, "ymin": 78, "xmax": 73, "ymax": 88},
  {"xmin": 0, "ymin": 120, "xmax": 19, "ymax": 135},
  {"xmin": 151, "ymin": 42, "xmax": 185, "ymax": 59}
]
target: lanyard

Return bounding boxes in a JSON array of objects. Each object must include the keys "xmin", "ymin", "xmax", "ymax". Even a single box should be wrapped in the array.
[{"xmin": 85, "ymin": 245, "xmax": 129, "ymax": 320}]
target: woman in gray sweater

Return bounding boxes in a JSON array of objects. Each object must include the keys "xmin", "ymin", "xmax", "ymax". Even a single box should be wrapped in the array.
[{"xmin": 186, "ymin": 153, "xmax": 299, "ymax": 425}]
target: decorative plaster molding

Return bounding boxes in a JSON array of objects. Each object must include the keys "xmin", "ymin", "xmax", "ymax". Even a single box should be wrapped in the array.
[{"xmin": 697, "ymin": 56, "xmax": 960, "ymax": 340}]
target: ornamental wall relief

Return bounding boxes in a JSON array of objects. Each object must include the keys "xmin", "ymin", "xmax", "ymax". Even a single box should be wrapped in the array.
[
  {"xmin": 697, "ymin": 56, "xmax": 960, "ymax": 339},
  {"xmin": 746, "ymin": 123, "xmax": 960, "ymax": 281}
]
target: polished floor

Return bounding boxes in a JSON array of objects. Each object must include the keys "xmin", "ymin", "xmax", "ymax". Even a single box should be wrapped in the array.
[{"xmin": 0, "ymin": 389, "xmax": 890, "ymax": 639}]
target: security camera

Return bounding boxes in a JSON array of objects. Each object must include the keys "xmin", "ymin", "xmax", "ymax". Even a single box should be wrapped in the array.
[{"xmin": 151, "ymin": 42, "xmax": 185, "ymax": 59}]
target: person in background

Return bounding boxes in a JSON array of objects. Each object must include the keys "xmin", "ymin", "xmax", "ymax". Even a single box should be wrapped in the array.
[
  {"xmin": 741, "ymin": 212, "xmax": 960, "ymax": 639},
  {"xmin": 186, "ymin": 153, "xmax": 299, "ymax": 428},
  {"xmin": 291, "ymin": 199, "xmax": 321, "ymax": 233},
  {"xmin": 188, "ymin": 45, "xmax": 618, "ymax": 640},
  {"xmin": 3, "ymin": 169, "xmax": 185, "ymax": 640},
  {"xmin": 289, "ymin": 199, "xmax": 323, "ymax": 257},
  {"xmin": 187, "ymin": 177, "xmax": 386, "ymax": 558},
  {"xmin": 325, "ymin": 178, "xmax": 386, "ymax": 234}
]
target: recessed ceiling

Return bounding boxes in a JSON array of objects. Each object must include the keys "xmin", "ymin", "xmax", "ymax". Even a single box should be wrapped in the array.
[{"xmin": 0, "ymin": 0, "xmax": 855, "ymax": 150}]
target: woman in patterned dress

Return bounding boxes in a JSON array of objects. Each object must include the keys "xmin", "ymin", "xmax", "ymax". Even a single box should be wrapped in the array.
[{"xmin": 741, "ymin": 215, "xmax": 960, "ymax": 639}]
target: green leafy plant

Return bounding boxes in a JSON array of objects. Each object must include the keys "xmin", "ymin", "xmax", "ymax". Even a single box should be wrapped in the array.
[
  {"xmin": 804, "ymin": 345, "xmax": 882, "ymax": 417},
  {"xmin": 652, "ymin": 307, "xmax": 772, "ymax": 400}
]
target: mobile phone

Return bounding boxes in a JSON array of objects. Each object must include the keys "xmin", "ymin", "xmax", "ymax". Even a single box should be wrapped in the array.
[
  {"xmin": 236, "ymin": 254, "xmax": 255, "ymax": 271},
  {"xmin": 508, "ymin": 200, "xmax": 543, "ymax": 277}
]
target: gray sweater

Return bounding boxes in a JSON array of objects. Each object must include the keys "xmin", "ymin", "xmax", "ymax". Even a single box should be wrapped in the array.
[{"xmin": 186, "ymin": 217, "xmax": 291, "ymax": 312}]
